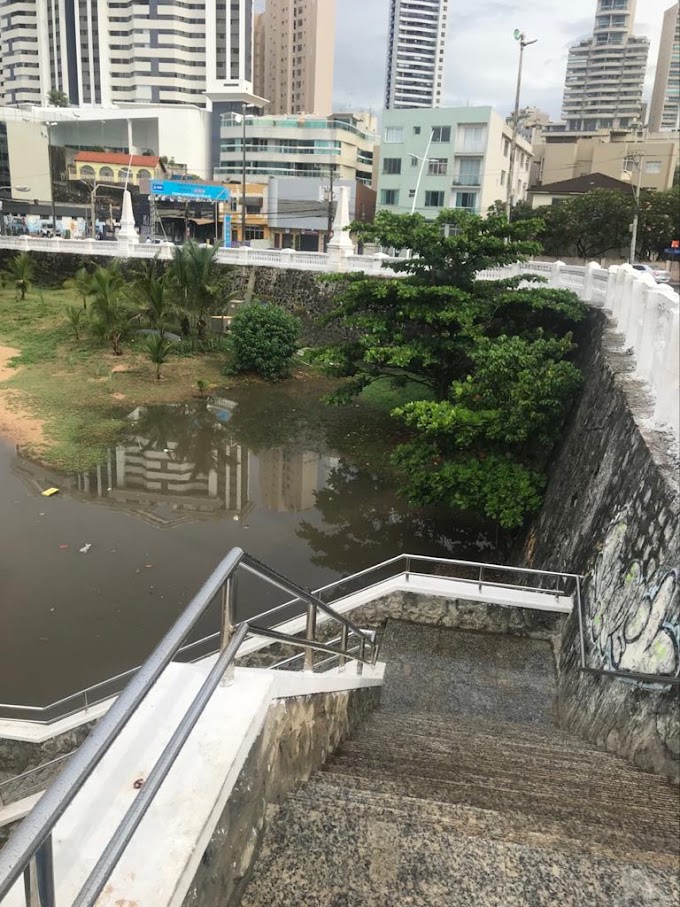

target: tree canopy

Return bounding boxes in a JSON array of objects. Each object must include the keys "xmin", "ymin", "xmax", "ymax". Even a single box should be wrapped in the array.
[{"xmin": 318, "ymin": 209, "xmax": 587, "ymax": 528}]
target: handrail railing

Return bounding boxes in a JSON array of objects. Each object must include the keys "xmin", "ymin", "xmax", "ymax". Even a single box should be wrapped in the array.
[{"xmin": 0, "ymin": 547, "xmax": 377, "ymax": 906}]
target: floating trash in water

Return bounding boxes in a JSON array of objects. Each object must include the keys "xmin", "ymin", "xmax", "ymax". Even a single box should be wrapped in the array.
[
  {"xmin": 59, "ymin": 544, "xmax": 69, "ymax": 550},
  {"xmin": 80, "ymin": 543, "xmax": 92, "ymax": 554},
  {"xmin": 42, "ymin": 488, "xmax": 59, "ymax": 497}
]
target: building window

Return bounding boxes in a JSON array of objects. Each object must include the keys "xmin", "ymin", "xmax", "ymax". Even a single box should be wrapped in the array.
[
  {"xmin": 459, "ymin": 125, "xmax": 487, "ymax": 152},
  {"xmin": 424, "ymin": 190, "xmax": 444, "ymax": 207},
  {"xmin": 383, "ymin": 157, "xmax": 402, "ymax": 175},
  {"xmin": 455, "ymin": 191, "xmax": 477, "ymax": 211},
  {"xmin": 410, "ymin": 155, "xmax": 419, "ymax": 167},
  {"xmin": 500, "ymin": 170, "xmax": 506, "ymax": 186},
  {"xmin": 137, "ymin": 168, "xmax": 151, "ymax": 179},
  {"xmin": 381, "ymin": 188, "xmax": 399, "ymax": 206},
  {"xmin": 427, "ymin": 158, "xmax": 448, "ymax": 176},
  {"xmin": 503, "ymin": 138, "xmax": 510, "ymax": 157},
  {"xmin": 99, "ymin": 166, "xmax": 114, "ymax": 179},
  {"xmin": 80, "ymin": 165, "xmax": 96, "ymax": 177},
  {"xmin": 413, "ymin": 126, "xmax": 421, "ymax": 135},
  {"xmin": 409, "ymin": 189, "xmax": 416, "ymax": 198},
  {"xmin": 431, "ymin": 126, "xmax": 451, "ymax": 143},
  {"xmin": 245, "ymin": 226, "xmax": 264, "ymax": 240},
  {"xmin": 644, "ymin": 161, "xmax": 662, "ymax": 174},
  {"xmin": 384, "ymin": 127, "xmax": 404, "ymax": 143}
]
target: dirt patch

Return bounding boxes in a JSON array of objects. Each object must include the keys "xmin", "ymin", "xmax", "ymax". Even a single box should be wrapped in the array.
[{"xmin": 0, "ymin": 345, "xmax": 46, "ymax": 448}]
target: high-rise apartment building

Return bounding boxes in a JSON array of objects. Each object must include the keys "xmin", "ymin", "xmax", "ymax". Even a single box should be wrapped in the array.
[
  {"xmin": 384, "ymin": 0, "xmax": 448, "ymax": 109},
  {"xmin": 0, "ymin": 0, "xmax": 256, "ymax": 108},
  {"xmin": 562, "ymin": 0, "xmax": 649, "ymax": 132},
  {"xmin": 649, "ymin": 2, "xmax": 680, "ymax": 132},
  {"xmin": 252, "ymin": 0, "xmax": 335, "ymax": 116}
]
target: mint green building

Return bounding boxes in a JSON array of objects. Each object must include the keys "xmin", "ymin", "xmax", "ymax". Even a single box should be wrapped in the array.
[{"xmin": 377, "ymin": 106, "xmax": 533, "ymax": 218}]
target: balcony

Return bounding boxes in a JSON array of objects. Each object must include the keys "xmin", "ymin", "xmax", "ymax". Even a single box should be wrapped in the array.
[{"xmin": 452, "ymin": 176, "xmax": 481, "ymax": 187}]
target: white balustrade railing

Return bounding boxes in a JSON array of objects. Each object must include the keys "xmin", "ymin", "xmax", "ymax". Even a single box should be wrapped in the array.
[{"xmin": 0, "ymin": 235, "xmax": 677, "ymax": 441}]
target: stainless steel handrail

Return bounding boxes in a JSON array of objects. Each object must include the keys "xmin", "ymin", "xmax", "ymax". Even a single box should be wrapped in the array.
[{"xmin": 0, "ymin": 547, "xmax": 376, "ymax": 905}]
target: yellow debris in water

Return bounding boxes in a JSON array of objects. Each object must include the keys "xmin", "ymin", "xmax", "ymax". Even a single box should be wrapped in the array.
[{"xmin": 41, "ymin": 487, "xmax": 60, "ymax": 497}]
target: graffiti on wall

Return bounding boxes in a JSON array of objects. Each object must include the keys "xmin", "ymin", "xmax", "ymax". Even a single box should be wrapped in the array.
[{"xmin": 587, "ymin": 510, "xmax": 679, "ymax": 678}]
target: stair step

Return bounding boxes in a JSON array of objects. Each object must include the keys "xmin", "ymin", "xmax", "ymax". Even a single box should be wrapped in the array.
[
  {"xmin": 240, "ymin": 788, "xmax": 680, "ymax": 907},
  {"xmin": 286, "ymin": 785, "xmax": 679, "ymax": 866},
  {"xmin": 332, "ymin": 741, "xmax": 679, "ymax": 802},
  {"xmin": 318, "ymin": 765, "xmax": 678, "ymax": 836}
]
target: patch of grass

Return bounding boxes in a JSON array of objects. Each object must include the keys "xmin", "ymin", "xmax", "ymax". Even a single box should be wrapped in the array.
[{"xmin": 359, "ymin": 377, "xmax": 435, "ymax": 411}]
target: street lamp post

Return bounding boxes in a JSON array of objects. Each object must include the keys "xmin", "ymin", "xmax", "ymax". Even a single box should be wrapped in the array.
[
  {"xmin": 506, "ymin": 29, "xmax": 537, "ymax": 221},
  {"xmin": 411, "ymin": 129, "xmax": 435, "ymax": 215},
  {"xmin": 241, "ymin": 103, "xmax": 248, "ymax": 245}
]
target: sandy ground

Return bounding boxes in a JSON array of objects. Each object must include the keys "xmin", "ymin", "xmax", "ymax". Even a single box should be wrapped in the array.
[{"xmin": 0, "ymin": 344, "xmax": 46, "ymax": 448}]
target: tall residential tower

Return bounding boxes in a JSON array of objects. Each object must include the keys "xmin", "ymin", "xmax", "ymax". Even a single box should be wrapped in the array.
[
  {"xmin": 562, "ymin": 0, "xmax": 649, "ymax": 132},
  {"xmin": 253, "ymin": 0, "xmax": 336, "ymax": 116},
  {"xmin": 384, "ymin": 0, "xmax": 448, "ymax": 109},
  {"xmin": 649, "ymin": 2, "xmax": 680, "ymax": 132},
  {"xmin": 0, "ymin": 0, "xmax": 257, "ymax": 108}
]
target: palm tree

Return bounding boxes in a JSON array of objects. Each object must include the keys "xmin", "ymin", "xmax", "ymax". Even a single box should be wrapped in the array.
[
  {"xmin": 63, "ymin": 266, "xmax": 92, "ymax": 309},
  {"xmin": 136, "ymin": 273, "xmax": 173, "ymax": 338},
  {"xmin": 169, "ymin": 241, "xmax": 221, "ymax": 337},
  {"xmin": 65, "ymin": 305, "xmax": 85, "ymax": 342},
  {"xmin": 89, "ymin": 265, "xmax": 132, "ymax": 355},
  {"xmin": 145, "ymin": 334, "xmax": 175, "ymax": 379},
  {"xmin": 5, "ymin": 252, "xmax": 33, "ymax": 300}
]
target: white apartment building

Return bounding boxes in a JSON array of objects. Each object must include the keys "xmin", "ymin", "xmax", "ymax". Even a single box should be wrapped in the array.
[
  {"xmin": 376, "ymin": 107, "xmax": 533, "ymax": 217},
  {"xmin": 253, "ymin": 0, "xmax": 336, "ymax": 116},
  {"xmin": 562, "ymin": 0, "xmax": 649, "ymax": 132},
  {"xmin": 384, "ymin": 0, "xmax": 448, "ymax": 109},
  {"xmin": 216, "ymin": 112, "xmax": 377, "ymax": 184},
  {"xmin": 0, "ymin": 0, "xmax": 258, "ymax": 109},
  {"xmin": 649, "ymin": 2, "xmax": 680, "ymax": 132}
]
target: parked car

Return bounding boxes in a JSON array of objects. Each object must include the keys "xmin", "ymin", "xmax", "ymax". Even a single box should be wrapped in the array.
[{"xmin": 632, "ymin": 263, "xmax": 672, "ymax": 284}]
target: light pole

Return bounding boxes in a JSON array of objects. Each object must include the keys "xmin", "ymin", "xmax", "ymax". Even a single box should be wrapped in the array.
[
  {"xmin": 411, "ymin": 128, "xmax": 435, "ymax": 215},
  {"xmin": 241, "ymin": 103, "xmax": 248, "ymax": 245},
  {"xmin": 506, "ymin": 29, "xmax": 537, "ymax": 221},
  {"xmin": 0, "ymin": 185, "xmax": 31, "ymax": 235}
]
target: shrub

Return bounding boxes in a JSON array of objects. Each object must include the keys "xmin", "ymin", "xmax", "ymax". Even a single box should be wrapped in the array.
[{"xmin": 229, "ymin": 301, "xmax": 301, "ymax": 381}]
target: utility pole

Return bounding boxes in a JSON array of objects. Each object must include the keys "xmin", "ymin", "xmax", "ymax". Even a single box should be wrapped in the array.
[
  {"xmin": 45, "ymin": 122, "xmax": 58, "ymax": 235},
  {"xmin": 241, "ymin": 103, "xmax": 248, "ymax": 245},
  {"xmin": 628, "ymin": 150, "xmax": 645, "ymax": 264},
  {"xmin": 506, "ymin": 30, "xmax": 537, "ymax": 222},
  {"xmin": 326, "ymin": 166, "xmax": 335, "ymax": 246}
]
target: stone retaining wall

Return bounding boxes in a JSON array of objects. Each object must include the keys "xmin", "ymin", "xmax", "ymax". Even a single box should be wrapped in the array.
[
  {"xmin": 181, "ymin": 685, "xmax": 380, "ymax": 907},
  {"xmin": 523, "ymin": 312, "xmax": 679, "ymax": 782}
]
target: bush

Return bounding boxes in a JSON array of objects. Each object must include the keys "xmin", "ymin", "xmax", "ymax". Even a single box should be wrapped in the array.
[{"xmin": 229, "ymin": 301, "xmax": 301, "ymax": 380}]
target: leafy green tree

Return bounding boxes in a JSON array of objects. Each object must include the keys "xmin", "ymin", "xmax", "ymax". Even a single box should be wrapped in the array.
[
  {"xmin": 320, "ymin": 208, "xmax": 583, "ymax": 402},
  {"xmin": 636, "ymin": 187, "xmax": 680, "ymax": 260},
  {"xmin": 145, "ymin": 334, "xmax": 175, "ymax": 379},
  {"xmin": 169, "ymin": 241, "xmax": 222, "ymax": 336},
  {"xmin": 89, "ymin": 265, "xmax": 134, "ymax": 355},
  {"xmin": 63, "ymin": 265, "xmax": 92, "ymax": 309},
  {"xmin": 537, "ymin": 190, "xmax": 634, "ymax": 260},
  {"xmin": 47, "ymin": 88, "xmax": 69, "ymax": 107},
  {"xmin": 229, "ymin": 301, "xmax": 301, "ymax": 380},
  {"xmin": 5, "ymin": 252, "xmax": 33, "ymax": 300},
  {"xmin": 321, "ymin": 209, "xmax": 587, "ymax": 528}
]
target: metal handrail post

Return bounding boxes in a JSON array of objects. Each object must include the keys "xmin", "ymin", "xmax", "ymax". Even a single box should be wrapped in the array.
[
  {"xmin": 339, "ymin": 624, "xmax": 349, "ymax": 672},
  {"xmin": 23, "ymin": 834, "xmax": 54, "ymax": 907},
  {"xmin": 575, "ymin": 576, "xmax": 586, "ymax": 670},
  {"xmin": 478, "ymin": 565, "xmax": 484, "ymax": 591},
  {"xmin": 405, "ymin": 555, "xmax": 410, "ymax": 583},
  {"xmin": 221, "ymin": 573, "xmax": 238, "ymax": 684},
  {"xmin": 356, "ymin": 636, "xmax": 365, "ymax": 676},
  {"xmin": 304, "ymin": 601, "xmax": 317, "ymax": 672}
]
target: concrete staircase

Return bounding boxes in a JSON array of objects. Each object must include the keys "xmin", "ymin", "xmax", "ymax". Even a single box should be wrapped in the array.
[{"xmin": 239, "ymin": 621, "xmax": 680, "ymax": 907}]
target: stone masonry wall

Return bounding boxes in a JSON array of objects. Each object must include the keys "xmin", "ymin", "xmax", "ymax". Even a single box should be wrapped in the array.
[
  {"xmin": 182, "ymin": 685, "xmax": 380, "ymax": 907},
  {"xmin": 522, "ymin": 312, "xmax": 679, "ymax": 782}
]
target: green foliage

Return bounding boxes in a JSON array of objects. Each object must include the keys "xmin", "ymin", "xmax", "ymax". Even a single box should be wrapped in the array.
[
  {"xmin": 65, "ymin": 305, "xmax": 85, "ymax": 342},
  {"xmin": 134, "ymin": 266, "xmax": 174, "ymax": 337},
  {"xmin": 4, "ymin": 253, "xmax": 34, "ymax": 300},
  {"xmin": 168, "ymin": 241, "xmax": 223, "ymax": 336},
  {"xmin": 321, "ymin": 209, "xmax": 587, "ymax": 528},
  {"xmin": 196, "ymin": 378, "xmax": 209, "ymax": 397},
  {"xmin": 63, "ymin": 266, "xmax": 93, "ymax": 309},
  {"xmin": 229, "ymin": 301, "xmax": 301, "ymax": 381},
  {"xmin": 636, "ymin": 187, "xmax": 680, "ymax": 260},
  {"xmin": 144, "ymin": 334, "xmax": 176, "ymax": 379},
  {"xmin": 88, "ymin": 264, "xmax": 135, "ymax": 355},
  {"xmin": 47, "ymin": 88, "xmax": 70, "ymax": 107}
]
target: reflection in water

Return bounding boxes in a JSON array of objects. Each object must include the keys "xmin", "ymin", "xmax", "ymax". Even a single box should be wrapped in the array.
[{"xmin": 71, "ymin": 399, "xmax": 342, "ymax": 527}]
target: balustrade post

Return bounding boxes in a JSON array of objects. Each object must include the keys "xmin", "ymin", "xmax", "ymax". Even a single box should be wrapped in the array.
[
  {"xmin": 550, "ymin": 260, "xmax": 565, "ymax": 289},
  {"xmin": 356, "ymin": 635, "xmax": 365, "ymax": 676},
  {"xmin": 339, "ymin": 624, "xmax": 349, "ymax": 672},
  {"xmin": 582, "ymin": 261, "xmax": 600, "ymax": 303},
  {"xmin": 304, "ymin": 601, "xmax": 317, "ymax": 672},
  {"xmin": 653, "ymin": 298, "xmax": 680, "ymax": 437},
  {"xmin": 604, "ymin": 264, "xmax": 619, "ymax": 312}
]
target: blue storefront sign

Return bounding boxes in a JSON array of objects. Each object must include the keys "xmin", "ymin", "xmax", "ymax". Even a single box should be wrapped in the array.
[{"xmin": 150, "ymin": 180, "xmax": 230, "ymax": 202}]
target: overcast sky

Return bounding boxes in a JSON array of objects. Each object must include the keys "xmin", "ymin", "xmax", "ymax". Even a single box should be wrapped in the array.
[{"xmin": 330, "ymin": 0, "xmax": 673, "ymax": 120}]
